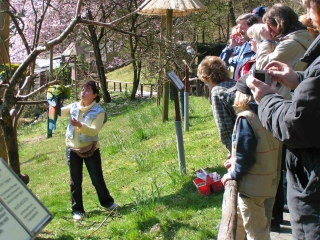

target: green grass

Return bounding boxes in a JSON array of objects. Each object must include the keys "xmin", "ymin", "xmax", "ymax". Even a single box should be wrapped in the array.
[
  {"xmin": 18, "ymin": 93, "xmax": 228, "ymax": 239},
  {"xmin": 107, "ymin": 64, "xmax": 155, "ymax": 84},
  {"xmin": 106, "ymin": 64, "xmax": 157, "ymax": 94}
]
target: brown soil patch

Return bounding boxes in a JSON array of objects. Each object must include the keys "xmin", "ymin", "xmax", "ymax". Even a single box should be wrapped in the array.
[{"xmin": 22, "ymin": 135, "xmax": 47, "ymax": 144}]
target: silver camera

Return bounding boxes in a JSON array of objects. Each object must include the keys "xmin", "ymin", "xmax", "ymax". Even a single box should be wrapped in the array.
[{"xmin": 250, "ymin": 70, "xmax": 271, "ymax": 85}]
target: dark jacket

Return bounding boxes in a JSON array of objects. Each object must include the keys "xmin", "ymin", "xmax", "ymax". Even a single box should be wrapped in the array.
[
  {"xmin": 230, "ymin": 102, "xmax": 258, "ymax": 181},
  {"xmin": 258, "ymin": 33, "xmax": 320, "ymax": 239}
]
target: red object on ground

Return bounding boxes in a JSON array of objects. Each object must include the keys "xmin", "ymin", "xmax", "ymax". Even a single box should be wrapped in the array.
[
  {"xmin": 211, "ymin": 179, "xmax": 224, "ymax": 193},
  {"xmin": 193, "ymin": 178, "xmax": 211, "ymax": 196},
  {"xmin": 193, "ymin": 168, "xmax": 224, "ymax": 195}
]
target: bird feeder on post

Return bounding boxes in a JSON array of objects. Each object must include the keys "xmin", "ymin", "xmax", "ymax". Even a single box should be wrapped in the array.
[
  {"xmin": 167, "ymin": 71, "xmax": 186, "ymax": 175},
  {"xmin": 62, "ymin": 42, "xmax": 87, "ymax": 100},
  {"xmin": 137, "ymin": 0, "xmax": 207, "ymax": 122}
]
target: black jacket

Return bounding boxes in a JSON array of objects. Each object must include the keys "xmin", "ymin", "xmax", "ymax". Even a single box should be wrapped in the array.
[{"xmin": 258, "ymin": 34, "xmax": 320, "ymax": 239}]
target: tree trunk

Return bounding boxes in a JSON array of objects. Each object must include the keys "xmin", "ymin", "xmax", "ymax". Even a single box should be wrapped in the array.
[
  {"xmin": 130, "ymin": 60, "xmax": 139, "ymax": 100},
  {"xmin": 87, "ymin": 10, "xmax": 111, "ymax": 103},
  {"xmin": 0, "ymin": 0, "xmax": 10, "ymax": 163},
  {"xmin": 1, "ymin": 108, "xmax": 20, "ymax": 174},
  {"xmin": 129, "ymin": 25, "xmax": 142, "ymax": 100},
  {"xmin": 228, "ymin": 0, "xmax": 236, "ymax": 27},
  {"xmin": 0, "ymin": 127, "xmax": 8, "ymax": 163},
  {"xmin": 218, "ymin": 180, "xmax": 238, "ymax": 240}
]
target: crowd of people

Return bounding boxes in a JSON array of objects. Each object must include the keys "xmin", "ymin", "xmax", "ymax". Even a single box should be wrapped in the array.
[
  {"xmin": 54, "ymin": 1, "xmax": 320, "ymax": 238},
  {"xmin": 199, "ymin": 1, "xmax": 320, "ymax": 239}
]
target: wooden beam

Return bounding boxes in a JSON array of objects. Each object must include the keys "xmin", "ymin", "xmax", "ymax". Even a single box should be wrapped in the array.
[{"xmin": 218, "ymin": 180, "xmax": 238, "ymax": 240}]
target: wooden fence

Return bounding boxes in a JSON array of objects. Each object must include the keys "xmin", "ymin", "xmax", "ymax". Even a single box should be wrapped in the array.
[
  {"xmin": 106, "ymin": 78, "xmax": 209, "ymax": 99},
  {"xmin": 106, "ymin": 80, "xmax": 157, "ymax": 98}
]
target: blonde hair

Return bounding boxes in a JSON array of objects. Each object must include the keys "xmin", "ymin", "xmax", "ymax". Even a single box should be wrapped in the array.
[
  {"xmin": 233, "ymin": 91, "xmax": 254, "ymax": 110},
  {"xmin": 197, "ymin": 56, "xmax": 229, "ymax": 85},
  {"xmin": 247, "ymin": 23, "xmax": 266, "ymax": 48}
]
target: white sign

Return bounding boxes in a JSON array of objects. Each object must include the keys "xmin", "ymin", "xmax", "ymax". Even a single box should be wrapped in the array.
[{"xmin": 0, "ymin": 158, "xmax": 52, "ymax": 239}]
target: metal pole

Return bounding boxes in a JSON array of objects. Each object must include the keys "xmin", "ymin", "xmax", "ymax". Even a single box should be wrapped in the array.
[
  {"xmin": 184, "ymin": 63, "xmax": 190, "ymax": 131},
  {"xmin": 173, "ymin": 87, "xmax": 186, "ymax": 175},
  {"xmin": 175, "ymin": 120, "xmax": 186, "ymax": 174},
  {"xmin": 184, "ymin": 92, "xmax": 189, "ymax": 131}
]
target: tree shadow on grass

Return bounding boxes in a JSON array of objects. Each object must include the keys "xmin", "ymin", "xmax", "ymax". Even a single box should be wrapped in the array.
[
  {"xmin": 35, "ymin": 234, "xmax": 74, "ymax": 240},
  {"xmin": 21, "ymin": 151, "xmax": 62, "ymax": 165},
  {"xmin": 106, "ymin": 167, "xmax": 225, "ymax": 239},
  {"xmin": 41, "ymin": 166, "xmax": 226, "ymax": 239}
]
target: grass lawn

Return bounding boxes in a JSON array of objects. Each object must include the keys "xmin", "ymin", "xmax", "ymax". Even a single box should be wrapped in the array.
[{"xmin": 18, "ymin": 93, "xmax": 228, "ymax": 239}]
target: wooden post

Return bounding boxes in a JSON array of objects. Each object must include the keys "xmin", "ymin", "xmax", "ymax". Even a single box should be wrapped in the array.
[
  {"xmin": 150, "ymin": 84, "xmax": 153, "ymax": 97},
  {"xmin": 204, "ymin": 85, "xmax": 209, "ymax": 99},
  {"xmin": 74, "ymin": 55, "xmax": 78, "ymax": 100},
  {"xmin": 157, "ymin": 16, "xmax": 166, "ymax": 106},
  {"xmin": 120, "ymin": 82, "xmax": 122, "ymax": 92},
  {"xmin": 196, "ymin": 78, "xmax": 201, "ymax": 96},
  {"xmin": 162, "ymin": 10, "xmax": 173, "ymax": 122},
  {"xmin": 218, "ymin": 180, "xmax": 238, "ymax": 240},
  {"xmin": 114, "ymin": 82, "xmax": 116, "ymax": 91},
  {"xmin": 172, "ymin": 87, "xmax": 181, "ymax": 121},
  {"xmin": 185, "ymin": 65, "xmax": 190, "ymax": 93},
  {"xmin": 49, "ymin": 47, "xmax": 53, "ymax": 80}
]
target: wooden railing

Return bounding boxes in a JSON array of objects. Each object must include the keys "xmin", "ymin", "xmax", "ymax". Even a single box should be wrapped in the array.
[
  {"xmin": 106, "ymin": 80, "xmax": 157, "ymax": 98},
  {"xmin": 106, "ymin": 78, "xmax": 209, "ymax": 98}
]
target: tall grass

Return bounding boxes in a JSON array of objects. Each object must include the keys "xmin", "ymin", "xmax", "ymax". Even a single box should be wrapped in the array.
[{"xmin": 18, "ymin": 93, "xmax": 227, "ymax": 239}]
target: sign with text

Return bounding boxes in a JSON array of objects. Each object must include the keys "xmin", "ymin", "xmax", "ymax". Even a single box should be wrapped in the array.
[
  {"xmin": 167, "ymin": 71, "xmax": 185, "ymax": 91},
  {"xmin": 0, "ymin": 158, "xmax": 52, "ymax": 239}
]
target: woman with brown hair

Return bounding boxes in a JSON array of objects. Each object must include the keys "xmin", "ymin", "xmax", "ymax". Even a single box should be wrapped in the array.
[
  {"xmin": 61, "ymin": 80, "xmax": 118, "ymax": 222},
  {"xmin": 197, "ymin": 56, "xmax": 236, "ymax": 155},
  {"xmin": 256, "ymin": 4, "xmax": 313, "ymax": 99}
]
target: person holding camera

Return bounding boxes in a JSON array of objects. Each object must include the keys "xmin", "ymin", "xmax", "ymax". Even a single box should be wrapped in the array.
[
  {"xmin": 60, "ymin": 80, "xmax": 118, "ymax": 222},
  {"xmin": 246, "ymin": 0, "xmax": 320, "ymax": 238}
]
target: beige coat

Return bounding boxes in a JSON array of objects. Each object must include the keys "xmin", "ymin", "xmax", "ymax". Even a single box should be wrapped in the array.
[
  {"xmin": 256, "ymin": 30, "xmax": 314, "ymax": 100},
  {"xmin": 230, "ymin": 110, "xmax": 280, "ymax": 198}
]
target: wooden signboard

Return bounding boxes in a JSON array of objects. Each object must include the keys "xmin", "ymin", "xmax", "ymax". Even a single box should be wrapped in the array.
[
  {"xmin": 0, "ymin": 158, "xmax": 52, "ymax": 239},
  {"xmin": 167, "ymin": 71, "xmax": 185, "ymax": 91}
]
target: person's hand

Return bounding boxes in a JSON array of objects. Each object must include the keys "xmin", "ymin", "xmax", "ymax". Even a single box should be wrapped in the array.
[
  {"xmin": 264, "ymin": 61, "xmax": 299, "ymax": 90},
  {"xmin": 260, "ymin": 25, "xmax": 273, "ymax": 40},
  {"xmin": 246, "ymin": 75, "xmax": 276, "ymax": 104},
  {"xmin": 224, "ymin": 159, "xmax": 231, "ymax": 169},
  {"xmin": 229, "ymin": 36, "xmax": 238, "ymax": 49},
  {"xmin": 221, "ymin": 173, "xmax": 232, "ymax": 186},
  {"xmin": 70, "ymin": 117, "xmax": 82, "ymax": 128}
]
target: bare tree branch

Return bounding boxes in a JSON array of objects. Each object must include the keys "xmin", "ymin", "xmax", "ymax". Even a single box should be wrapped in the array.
[
  {"xmin": 16, "ymin": 100, "xmax": 48, "ymax": 104},
  {"xmin": 17, "ymin": 78, "xmax": 59, "ymax": 99},
  {"xmin": 79, "ymin": 18, "xmax": 147, "ymax": 38}
]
